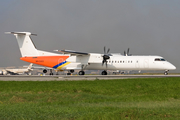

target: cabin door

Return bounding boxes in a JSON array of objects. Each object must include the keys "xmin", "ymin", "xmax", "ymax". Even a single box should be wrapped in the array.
[
  {"xmin": 135, "ymin": 60, "xmax": 139, "ymax": 68},
  {"xmin": 144, "ymin": 59, "xmax": 149, "ymax": 68}
]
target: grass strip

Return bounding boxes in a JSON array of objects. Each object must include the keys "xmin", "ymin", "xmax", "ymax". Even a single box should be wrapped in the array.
[{"xmin": 0, "ymin": 77, "xmax": 180, "ymax": 119}]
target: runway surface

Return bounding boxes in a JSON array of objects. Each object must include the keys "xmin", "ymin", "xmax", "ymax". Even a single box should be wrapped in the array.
[{"xmin": 0, "ymin": 75, "xmax": 180, "ymax": 81}]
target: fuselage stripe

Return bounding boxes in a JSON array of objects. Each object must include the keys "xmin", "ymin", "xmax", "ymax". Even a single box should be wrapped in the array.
[
  {"xmin": 53, "ymin": 61, "xmax": 70, "ymax": 69},
  {"xmin": 57, "ymin": 62, "xmax": 70, "ymax": 69}
]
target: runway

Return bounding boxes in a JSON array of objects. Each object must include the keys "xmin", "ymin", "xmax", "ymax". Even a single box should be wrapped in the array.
[{"xmin": 0, "ymin": 75, "xmax": 180, "ymax": 81}]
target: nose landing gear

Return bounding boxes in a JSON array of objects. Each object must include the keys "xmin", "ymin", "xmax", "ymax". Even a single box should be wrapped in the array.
[
  {"xmin": 164, "ymin": 70, "xmax": 169, "ymax": 75},
  {"xmin": 101, "ymin": 70, "xmax": 107, "ymax": 75}
]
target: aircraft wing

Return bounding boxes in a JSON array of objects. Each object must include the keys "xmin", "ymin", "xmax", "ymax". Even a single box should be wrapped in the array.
[{"xmin": 55, "ymin": 50, "xmax": 90, "ymax": 56}]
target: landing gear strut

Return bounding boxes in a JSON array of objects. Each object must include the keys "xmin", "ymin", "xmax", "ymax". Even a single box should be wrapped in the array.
[
  {"xmin": 101, "ymin": 70, "xmax": 107, "ymax": 75},
  {"xmin": 50, "ymin": 69, "xmax": 53, "ymax": 75}
]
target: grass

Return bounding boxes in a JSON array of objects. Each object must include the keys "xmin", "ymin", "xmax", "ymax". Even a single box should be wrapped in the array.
[{"xmin": 0, "ymin": 78, "xmax": 180, "ymax": 119}]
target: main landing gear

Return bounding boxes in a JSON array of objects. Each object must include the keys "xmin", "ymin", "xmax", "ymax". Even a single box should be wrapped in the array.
[
  {"xmin": 101, "ymin": 70, "xmax": 107, "ymax": 75},
  {"xmin": 79, "ymin": 71, "xmax": 85, "ymax": 75},
  {"xmin": 50, "ymin": 69, "xmax": 53, "ymax": 75},
  {"xmin": 78, "ymin": 64, "xmax": 88, "ymax": 75}
]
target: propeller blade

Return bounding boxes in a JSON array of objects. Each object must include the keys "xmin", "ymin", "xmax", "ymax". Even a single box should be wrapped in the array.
[
  {"xmin": 124, "ymin": 51, "xmax": 126, "ymax": 56},
  {"xmin": 127, "ymin": 48, "xmax": 130, "ymax": 55},
  {"xmin": 102, "ymin": 46, "xmax": 111, "ymax": 67},
  {"xmin": 104, "ymin": 46, "xmax": 106, "ymax": 54},
  {"xmin": 102, "ymin": 60, "xmax": 104, "ymax": 66},
  {"xmin": 107, "ymin": 48, "xmax": 110, "ymax": 54}
]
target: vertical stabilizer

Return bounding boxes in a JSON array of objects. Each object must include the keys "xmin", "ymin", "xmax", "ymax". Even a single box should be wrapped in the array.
[{"xmin": 6, "ymin": 32, "xmax": 39, "ymax": 57}]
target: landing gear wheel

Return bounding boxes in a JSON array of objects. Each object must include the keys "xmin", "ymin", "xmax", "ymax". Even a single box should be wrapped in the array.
[
  {"xmin": 164, "ymin": 71, "xmax": 168, "ymax": 75},
  {"xmin": 101, "ymin": 70, "xmax": 107, "ymax": 75},
  {"xmin": 70, "ymin": 70, "xmax": 74, "ymax": 73},
  {"xmin": 67, "ymin": 73, "xmax": 71, "ymax": 75},
  {"xmin": 43, "ymin": 69, "xmax": 47, "ymax": 73},
  {"xmin": 50, "ymin": 73, "xmax": 53, "ymax": 75},
  {"xmin": 79, "ymin": 71, "xmax": 85, "ymax": 75}
]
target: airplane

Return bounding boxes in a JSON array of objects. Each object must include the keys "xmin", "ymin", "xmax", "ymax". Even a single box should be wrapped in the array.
[
  {"xmin": 5, "ymin": 32, "xmax": 176, "ymax": 75},
  {"xmin": 0, "ymin": 63, "xmax": 33, "ymax": 75}
]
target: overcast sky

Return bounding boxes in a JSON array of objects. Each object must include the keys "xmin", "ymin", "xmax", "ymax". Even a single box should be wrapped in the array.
[{"xmin": 0, "ymin": 0, "xmax": 180, "ymax": 72}]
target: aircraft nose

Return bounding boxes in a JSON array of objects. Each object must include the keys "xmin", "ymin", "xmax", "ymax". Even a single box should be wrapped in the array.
[
  {"xmin": 171, "ymin": 65, "xmax": 176, "ymax": 70},
  {"xmin": 167, "ymin": 63, "xmax": 176, "ymax": 70}
]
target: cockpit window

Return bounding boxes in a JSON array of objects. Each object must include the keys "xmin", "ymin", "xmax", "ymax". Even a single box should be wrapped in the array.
[
  {"xmin": 155, "ymin": 58, "xmax": 166, "ymax": 61},
  {"xmin": 161, "ymin": 59, "xmax": 166, "ymax": 61}
]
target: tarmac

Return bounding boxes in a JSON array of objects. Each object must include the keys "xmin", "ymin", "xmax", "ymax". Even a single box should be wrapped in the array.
[{"xmin": 0, "ymin": 75, "xmax": 180, "ymax": 81}]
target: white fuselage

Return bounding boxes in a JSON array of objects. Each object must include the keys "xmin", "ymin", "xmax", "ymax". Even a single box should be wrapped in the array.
[{"xmin": 63, "ymin": 54, "xmax": 176, "ymax": 71}]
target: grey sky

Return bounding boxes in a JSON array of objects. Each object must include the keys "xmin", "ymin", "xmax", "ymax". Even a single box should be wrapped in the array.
[{"xmin": 0, "ymin": 0, "xmax": 180, "ymax": 72}]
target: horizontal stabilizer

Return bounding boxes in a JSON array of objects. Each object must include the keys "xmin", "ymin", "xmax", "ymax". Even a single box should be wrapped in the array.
[{"xmin": 5, "ymin": 32, "xmax": 37, "ymax": 36}]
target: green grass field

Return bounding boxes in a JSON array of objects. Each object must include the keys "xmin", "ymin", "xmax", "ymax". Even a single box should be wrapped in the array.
[{"xmin": 0, "ymin": 78, "xmax": 180, "ymax": 120}]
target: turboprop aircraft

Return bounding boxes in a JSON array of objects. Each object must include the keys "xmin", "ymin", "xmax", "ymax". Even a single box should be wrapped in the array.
[
  {"xmin": 6, "ymin": 32, "xmax": 176, "ymax": 75},
  {"xmin": 0, "ymin": 63, "xmax": 33, "ymax": 75}
]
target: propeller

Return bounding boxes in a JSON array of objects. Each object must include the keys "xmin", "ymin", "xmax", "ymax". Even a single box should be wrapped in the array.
[
  {"xmin": 102, "ymin": 46, "xmax": 111, "ymax": 68},
  {"xmin": 124, "ymin": 48, "xmax": 132, "ymax": 56}
]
